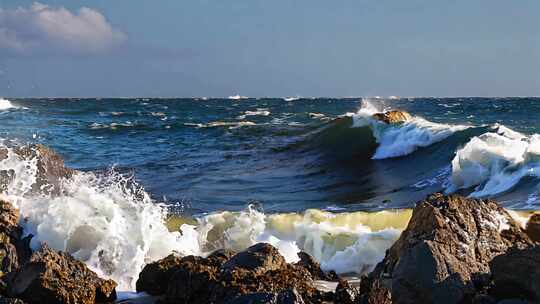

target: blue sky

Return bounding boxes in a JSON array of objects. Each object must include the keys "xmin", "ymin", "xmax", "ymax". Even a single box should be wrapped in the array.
[{"xmin": 0, "ymin": 0, "xmax": 539, "ymax": 97}]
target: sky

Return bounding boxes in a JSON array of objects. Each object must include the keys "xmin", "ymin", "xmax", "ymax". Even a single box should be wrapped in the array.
[{"xmin": 0, "ymin": 0, "xmax": 539, "ymax": 97}]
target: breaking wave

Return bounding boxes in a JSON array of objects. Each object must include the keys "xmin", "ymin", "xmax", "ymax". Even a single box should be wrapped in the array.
[{"xmin": 0, "ymin": 98, "xmax": 17, "ymax": 110}]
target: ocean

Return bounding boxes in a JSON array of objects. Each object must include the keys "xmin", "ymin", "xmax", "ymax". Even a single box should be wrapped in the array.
[{"xmin": 0, "ymin": 96, "xmax": 539, "ymax": 291}]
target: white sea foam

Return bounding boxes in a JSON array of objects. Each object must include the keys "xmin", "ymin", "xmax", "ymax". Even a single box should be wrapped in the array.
[
  {"xmin": 0, "ymin": 144, "xmax": 199, "ymax": 290},
  {"xmin": 228, "ymin": 95, "xmax": 249, "ymax": 100},
  {"xmin": 350, "ymin": 99, "xmax": 468, "ymax": 159},
  {"xmin": 0, "ymin": 98, "xmax": 17, "ymax": 110},
  {"xmin": 237, "ymin": 109, "xmax": 271, "ymax": 119},
  {"xmin": 447, "ymin": 125, "xmax": 540, "ymax": 197}
]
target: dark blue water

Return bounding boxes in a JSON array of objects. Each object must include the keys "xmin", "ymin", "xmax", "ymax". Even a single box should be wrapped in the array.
[{"xmin": 2, "ymin": 97, "xmax": 540, "ymax": 213}]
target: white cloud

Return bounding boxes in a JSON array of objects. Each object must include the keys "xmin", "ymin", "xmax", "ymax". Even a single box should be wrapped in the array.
[{"xmin": 0, "ymin": 2, "xmax": 126, "ymax": 54}]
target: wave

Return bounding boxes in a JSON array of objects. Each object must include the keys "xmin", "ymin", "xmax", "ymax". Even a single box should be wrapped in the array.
[
  {"xmin": 228, "ymin": 95, "xmax": 249, "ymax": 100},
  {"xmin": 0, "ymin": 98, "xmax": 17, "ymax": 110},
  {"xmin": 349, "ymin": 100, "xmax": 469, "ymax": 159},
  {"xmin": 447, "ymin": 125, "xmax": 540, "ymax": 200},
  {"xmin": 0, "ymin": 143, "xmax": 197, "ymax": 290},
  {"xmin": 184, "ymin": 121, "xmax": 257, "ymax": 129},
  {"xmin": 237, "ymin": 109, "xmax": 271, "ymax": 119}
]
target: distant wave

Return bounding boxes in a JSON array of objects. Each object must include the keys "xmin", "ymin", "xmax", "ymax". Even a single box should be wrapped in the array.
[
  {"xmin": 237, "ymin": 109, "xmax": 271, "ymax": 119},
  {"xmin": 0, "ymin": 98, "xmax": 17, "ymax": 110},
  {"xmin": 349, "ymin": 99, "xmax": 469, "ymax": 159},
  {"xmin": 228, "ymin": 95, "xmax": 249, "ymax": 100}
]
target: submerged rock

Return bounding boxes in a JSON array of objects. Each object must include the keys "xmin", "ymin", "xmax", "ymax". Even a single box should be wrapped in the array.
[
  {"xmin": 525, "ymin": 213, "xmax": 540, "ymax": 242},
  {"xmin": 13, "ymin": 144, "xmax": 74, "ymax": 195},
  {"xmin": 8, "ymin": 245, "xmax": 117, "ymax": 304},
  {"xmin": 372, "ymin": 110, "xmax": 412, "ymax": 124},
  {"xmin": 489, "ymin": 246, "xmax": 540, "ymax": 302},
  {"xmin": 360, "ymin": 193, "xmax": 531, "ymax": 304}
]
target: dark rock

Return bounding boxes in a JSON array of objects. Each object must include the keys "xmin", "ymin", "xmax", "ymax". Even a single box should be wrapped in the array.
[
  {"xmin": 276, "ymin": 288, "xmax": 305, "ymax": 304},
  {"xmin": 357, "ymin": 275, "xmax": 392, "ymax": 304},
  {"xmin": 221, "ymin": 243, "xmax": 287, "ymax": 276},
  {"xmin": 14, "ymin": 145, "xmax": 74, "ymax": 195},
  {"xmin": 0, "ymin": 298, "xmax": 25, "ymax": 304},
  {"xmin": 334, "ymin": 279, "xmax": 355, "ymax": 304},
  {"xmin": 489, "ymin": 246, "xmax": 540, "ymax": 302},
  {"xmin": 226, "ymin": 288, "xmax": 305, "ymax": 304},
  {"xmin": 0, "ymin": 201, "xmax": 32, "ymax": 295},
  {"xmin": 363, "ymin": 193, "xmax": 531, "ymax": 304},
  {"xmin": 136, "ymin": 254, "xmax": 182, "ymax": 295},
  {"xmin": 372, "ymin": 110, "xmax": 412, "ymax": 124},
  {"xmin": 165, "ymin": 255, "xmax": 219, "ymax": 304},
  {"xmin": 294, "ymin": 252, "xmax": 337, "ymax": 281},
  {"xmin": 8, "ymin": 245, "xmax": 117, "ymax": 304},
  {"xmin": 525, "ymin": 214, "xmax": 540, "ymax": 242}
]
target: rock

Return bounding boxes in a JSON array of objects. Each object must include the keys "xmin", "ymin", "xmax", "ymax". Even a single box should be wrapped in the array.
[
  {"xmin": 8, "ymin": 245, "xmax": 117, "ymax": 304},
  {"xmin": 372, "ymin": 110, "xmax": 412, "ymax": 124},
  {"xmin": 294, "ymin": 252, "xmax": 338, "ymax": 281},
  {"xmin": 525, "ymin": 214, "xmax": 540, "ymax": 242},
  {"xmin": 165, "ymin": 255, "xmax": 220, "ymax": 304},
  {"xmin": 489, "ymin": 246, "xmax": 540, "ymax": 302},
  {"xmin": 153, "ymin": 243, "xmax": 323, "ymax": 304},
  {"xmin": 334, "ymin": 279, "xmax": 355, "ymax": 304},
  {"xmin": 0, "ymin": 149, "xmax": 7, "ymax": 161},
  {"xmin": 221, "ymin": 243, "xmax": 287, "ymax": 276},
  {"xmin": 0, "ymin": 298, "xmax": 25, "ymax": 304},
  {"xmin": 357, "ymin": 276, "xmax": 392, "ymax": 304},
  {"xmin": 363, "ymin": 193, "xmax": 531, "ymax": 304},
  {"xmin": 136, "ymin": 254, "xmax": 183, "ymax": 296},
  {"xmin": 0, "ymin": 201, "xmax": 32, "ymax": 295},
  {"xmin": 226, "ymin": 289, "xmax": 305, "ymax": 304},
  {"xmin": 14, "ymin": 145, "xmax": 74, "ymax": 195}
]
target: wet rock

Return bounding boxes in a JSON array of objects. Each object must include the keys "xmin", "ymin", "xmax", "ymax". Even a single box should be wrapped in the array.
[
  {"xmin": 357, "ymin": 275, "xmax": 392, "ymax": 304},
  {"xmin": 165, "ymin": 255, "xmax": 220, "ymax": 304},
  {"xmin": 221, "ymin": 243, "xmax": 287, "ymax": 276},
  {"xmin": 363, "ymin": 193, "xmax": 531, "ymax": 304},
  {"xmin": 136, "ymin": 254, "xmax": 183, "ymax": 296},
  {"xmin": 489, "ymin": 246, "xmax": 540, "ymax": 302},
  {"xmin": 8, "ymin": 245, "xmax": 117, "ymax": 304},
  {"xmin": 0, "ymin": 149, "xmax": 7, "ymax": 161},
  {"xmin": 294, "ymin": 251, "xmax": 338, "ymax": 281},
  {"xmin": 14, "ymin": 144, "xmax": 74, "ymax": 195},
  {"xmin": 334, "ymin": 279, "xmax": 355, "ymax": 304},
  {"xmin": 525, "ymin": 214, "xmax": 540, "ymax": 242},
  {"xmin": 372, "ymin": 110, "xmax": 412, "ymax": 124},
  {"xmin": 0, "ymin": 297, "xmax": 25, "ymax": 304},
  {"xmin": 0, "ymin": 201, "xmax": 32, "ymax": 295},
  {"xmin": 226, "ymin": 288, "xmax": 305, "ymax": 304}
]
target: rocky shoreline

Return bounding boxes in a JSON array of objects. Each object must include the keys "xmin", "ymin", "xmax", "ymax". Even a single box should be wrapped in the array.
[
  {"xmin": 0, "ymin": 144, "xmax": 539, "ymax": 303},
  {"xmin": 0, "ymin": 193, "xmax": 537, "ymax": 304}
]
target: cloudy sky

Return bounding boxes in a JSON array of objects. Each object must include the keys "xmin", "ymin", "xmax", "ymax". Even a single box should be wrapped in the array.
[{"xmin": 0, "ymin": 0, "xmax": 539, "ymax": 97}]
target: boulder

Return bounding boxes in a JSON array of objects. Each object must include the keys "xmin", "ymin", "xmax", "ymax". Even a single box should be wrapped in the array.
[
  {"xmin": 489, "ymin": 246, "xmax": 540, "ymax": 302},
  {"xmin": 14, "ymin": 145, "xmax": 74, "ymax": 195},
  {"xmin": 8, "ymin": 245, "xmax": 117, "ymax": 304},
  {"xmin": 357, "ymin": 276, "xmax": 392, "ymax": 304},
  {"xmin": 362, "ymin": 193, "xmax": 531, "ymax": 304},
  {"xmin": 225, "ymin": 288, "xmax": 305, "ymax": 304},
  {"xmin": 0, "ymin": 201, "xmax": 32, "ymax": 295},
  {"xmin": 136, "ymin": 254, "xmax": 183, "ymax": 296},
  {"xmin": 221, "ymin": 243, "xmax": 287, "ymax": 276},
  {"xmin": 372, "ymin": 110, "xmax": 412, "ymax": 124},
  {"xmin": 294, "ymin": 251, "xmax": 338, "ymax": 281},
  {"xmin": 334, "ymin": 279, "xmax": 356, "ymax": 304},
  {"xmin": 525, "ymin": 214, "xmax": 540, "ymax": 242}
]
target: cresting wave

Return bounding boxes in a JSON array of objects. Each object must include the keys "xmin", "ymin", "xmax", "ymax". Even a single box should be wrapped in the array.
[{"xmin": 0, "ymin": 98, "xmax": 17, "ymax": 110}]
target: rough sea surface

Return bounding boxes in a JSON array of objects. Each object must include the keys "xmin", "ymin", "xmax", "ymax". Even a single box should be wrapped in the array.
[{"xmin": 0, "ymin": 96, "xmax": 539, "ymax": 290}]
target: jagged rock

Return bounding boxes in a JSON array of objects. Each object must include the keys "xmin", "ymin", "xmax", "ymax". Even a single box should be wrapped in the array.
[
  {"xmin": 0, "ymin": 298, "xmax": 25, "ymax": 304},
  {"xmin": 362, "ymin": 193, "xmax": 531, "ymax": 304},
  {"xmin": 372, "ymin": 110, "xmax": 412, "ymax": 124},
  {"xmin": 136, "ymin": 254, "xmax": 183, "ymax": 296},
  {"xmin": 221, "ymin": 243, "xmax": 287, "ymax": 276},
  {"xmin": 226, "ymin": 288, "xmax": 305, "ymax": 304},
  {"xmin": 489, "ymin": 246, "xmax": 540, "ymax": 302},
  {"xmin": 0, "ymin": 201, "xmax": 32, "ymax": 295},
  {"xmin": 357, "ymin": 275, "xmax": 392, "ymax": 304},
  {"xmin": 14, "ymin": 145, "xmax": 73, "ymax": 195},
  {"xmin": 8, "ymin": 245, "xmax": 117, "ymax": 304},
  {"xmin": 294, "ymin": 252, "xmax": 338, "ymax": 281},
  {"xmin": 334, "ymin": 279, "xmax": 355, "ymax": 304},
  {"xmin": 525, "ymin": 214, "xmax": 540, "ymax": 242},
  {"xmin": 142, "ymin": 243, "xmax": 324, "ymax": 304}
]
